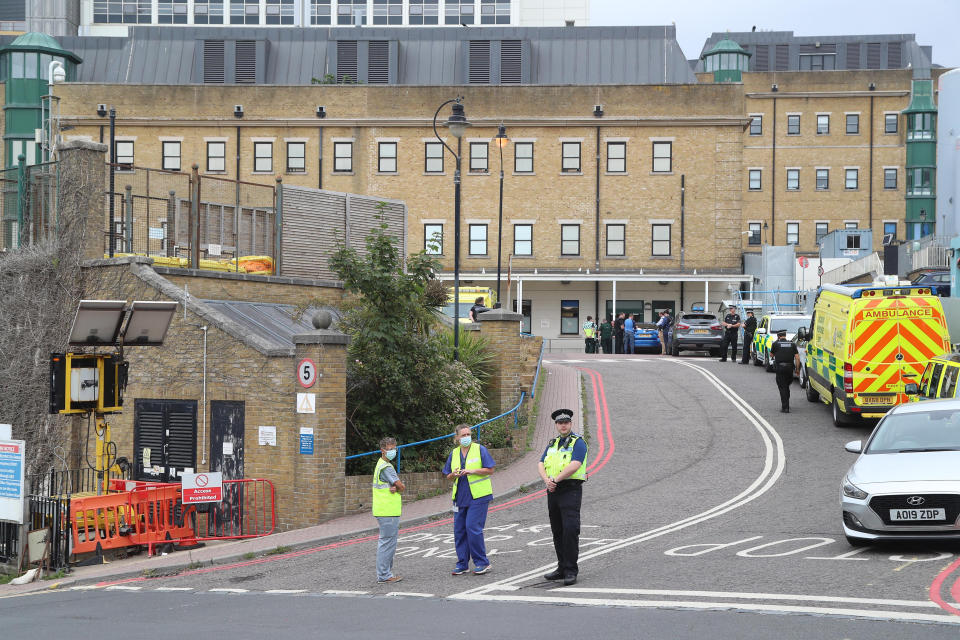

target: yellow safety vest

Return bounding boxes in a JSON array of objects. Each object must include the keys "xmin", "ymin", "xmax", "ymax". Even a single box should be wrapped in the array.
[
  {"xmin": 372, "ymin": 457, "xmax": 402, "ymax": 517},
  {"xmin": 449, "ymin": 442, "xmax": 493, "ymax": 501},
  {"xmin": 583, "ymin": 322, "xmax": 596, "ymax": 338},
  {"xmin": 543, "ymin": 435, "xmax": 587, "ymax": 481}
]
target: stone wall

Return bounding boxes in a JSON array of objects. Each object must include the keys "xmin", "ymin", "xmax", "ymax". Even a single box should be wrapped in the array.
[{"xmin": 478, "ymin": 309, "xmax": 543, "ymax": 415}]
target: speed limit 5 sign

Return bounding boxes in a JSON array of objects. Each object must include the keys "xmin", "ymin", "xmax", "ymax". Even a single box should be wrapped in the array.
[{"xmin": 298, "ymin": 358, "xmax": 318, "ymax": 388}]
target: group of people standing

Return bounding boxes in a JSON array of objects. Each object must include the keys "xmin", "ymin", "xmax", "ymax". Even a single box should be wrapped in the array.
[
  {"xmin": 372, "ymin": 407, "xmax": 588, "ymax": 586},
  {"xmin": 582, "ymin": 311, "xmax": 673, "ymax": 355}
]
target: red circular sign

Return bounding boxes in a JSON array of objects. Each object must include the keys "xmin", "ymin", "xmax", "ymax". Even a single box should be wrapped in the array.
[
  {"xmin": 195, "ymin": 473, "xmax": 209, "ymax": 487},
  {"xmin": 298, "ymin": 358, "xmax": 318, "ymax": 388},
  {"xmin": 798, "ymin": 256, "xmax": 810, "ymax": 268},
  {"xmin": 817, "ymin": 265, "xmax": 825, "ymax": 277}
]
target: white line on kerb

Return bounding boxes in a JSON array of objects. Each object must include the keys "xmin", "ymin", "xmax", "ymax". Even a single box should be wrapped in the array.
[
  {"xmin": 208, "ymin": 588, "xmax": 248, "ymax": 593},
  {"xmin": 105, "ymin": 585, "xmax": 142, "ymax": 591},
  {"xmin": 154, "ymin": 587, "xmax": 194, "ymax": 592},
  {"xmin": 450, "ymin": 359, "xmax": 786, "ymax": 598},
  {"xmin": 554, "ymin": 588, "xmax": 941, "ymax": 609},
  {"xmin": 70, "ymin": 585, "xmax": 103, "ymax": 590}
]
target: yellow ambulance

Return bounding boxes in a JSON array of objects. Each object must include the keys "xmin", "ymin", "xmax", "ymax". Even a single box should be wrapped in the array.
[{"xmin": 803, "ymin": 283, "xmax": 950, "ymax": 426}]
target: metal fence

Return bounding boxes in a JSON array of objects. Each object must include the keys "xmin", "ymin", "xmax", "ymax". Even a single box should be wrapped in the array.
[
  {"xmin": 0, "ymin": 160, "xmax": 60, "ymax": 252},
  {"xmin": 897, "ymin": 234, "xmax": 951, "ymax": 278}
]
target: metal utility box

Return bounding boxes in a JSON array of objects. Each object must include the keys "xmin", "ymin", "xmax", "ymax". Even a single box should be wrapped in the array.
[{"xmin": 49, "ymin": 353, "xmax": 128, "ymax": 414}]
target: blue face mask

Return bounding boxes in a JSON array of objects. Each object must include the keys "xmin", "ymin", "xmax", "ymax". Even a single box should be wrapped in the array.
[
  {"xmin": 459, "ymin": 436, "xmax": 472, "ymax": 448},
  {"xmin": 385, "ymin": 448, "xmax": 397, "ymax": 461}
]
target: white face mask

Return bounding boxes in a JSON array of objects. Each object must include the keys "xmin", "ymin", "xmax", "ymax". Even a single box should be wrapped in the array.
[
  {"xmin": 384, "ymin": 448, "xmax": 397, "ymax": 461},
  {"xmin": 459, "ymin": 435, "xmax": 472, "ymax": 448}
]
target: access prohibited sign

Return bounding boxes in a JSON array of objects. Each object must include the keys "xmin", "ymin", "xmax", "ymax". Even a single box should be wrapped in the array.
[
  {"xmin": 181, "ymin": 472, "xmax": 223, "ymax": 504},
  {"xmin": 298, "ymin": 358, "xmax": 318, "ymax": 388}
]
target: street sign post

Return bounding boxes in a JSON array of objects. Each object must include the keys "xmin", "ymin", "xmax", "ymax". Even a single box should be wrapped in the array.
[
  {"xmin": 0, "ymin": 439, "xmax": 25, "ymax": 524},
  {"xmin": 181, "ymin": 471, "xmax": 223, "ymax": 504}
]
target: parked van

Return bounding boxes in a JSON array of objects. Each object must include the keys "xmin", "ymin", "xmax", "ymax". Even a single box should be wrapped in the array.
[{"xmin": 803, "ymin": 283, "xmax": 950, "ymax": 426}]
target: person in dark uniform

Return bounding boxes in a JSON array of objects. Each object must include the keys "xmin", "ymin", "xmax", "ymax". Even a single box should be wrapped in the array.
[
  {"xmin": 719, "ymin": 309, "xmax": 742, "ymax": 362},
  {"xmin": 538, "ymin": 408, "xmax": 588, "ymax": 586},
  {"xmin": 614, "ymin": 312, "xmax": 625, "ymax": 354},
  {"xmin": 770, "ymin": 328, "xmax": 800, "ymax": 413},
  {"xmin": 740, "ymin": 310, "xmax": 757, "ymax": 364}
]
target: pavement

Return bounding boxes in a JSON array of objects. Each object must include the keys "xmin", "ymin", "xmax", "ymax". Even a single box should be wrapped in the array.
[{"xmin": 0, "ymin": 361, "xmax": 582, "ymax": 596}]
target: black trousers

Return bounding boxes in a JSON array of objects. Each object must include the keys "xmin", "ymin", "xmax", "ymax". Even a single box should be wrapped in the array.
[
  {"xmin": 601, "ymin": 337, "xmax": 613, "ymax": 354},
  {"xmin": 741, "ymin": 333, "xmax": 754, "ymax": 363},
  {"xmin": 615, "ymin": 332, "xmax": 624, "ymax": 354},
  {"xmin": 775, "ymin": 363, "xmax": 793, "ymax": 409},
  {"xmin": 719, "ymin": 331, "xmax": 738, "ymax": 360},
  {"xmin": 547, "ymin": 482, "xmax": 583, "ymax": 577}
]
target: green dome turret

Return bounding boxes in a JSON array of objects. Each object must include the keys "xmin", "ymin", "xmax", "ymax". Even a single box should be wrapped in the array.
[{"xmin": 701, "ymin": 38, "xmax": 750, "ymax": 83}]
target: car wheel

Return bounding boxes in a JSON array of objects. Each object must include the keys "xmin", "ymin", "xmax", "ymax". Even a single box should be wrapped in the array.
[
  {"xmin": 832, "ymin": 392, "xmax": 849, "ymax": 428},
  {"xmin": 805, "ymin": 368, "xmax": 820, "ymax": 403},
  {"xmin": 671, "ymin": 342, "xmax": 680, "ymax": 357},
  {"xmin": 752, "ymin": 348, "xmax": 762, "ymax": 366},
  {"xmin": 845, "ymin": 535, "xmax": 871, "ymax": 548},
  {"xmin": 764, "ymin": 351, "xmax": 774, "ymax": 372}
]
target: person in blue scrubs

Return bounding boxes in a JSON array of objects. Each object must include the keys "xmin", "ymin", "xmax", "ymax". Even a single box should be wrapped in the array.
[{"xmin": 443, "ymin": 424, "xmax": 496, "ymax": 575}]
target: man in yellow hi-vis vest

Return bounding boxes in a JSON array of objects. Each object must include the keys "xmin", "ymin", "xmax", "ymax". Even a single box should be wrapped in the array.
[
  {"xmin": 373, "ymin": 436, "xmax": 405, "ymax": 584},
  {"xmin": 537, "ymin": 408, "xmax": 588, "ymax": 586},
  {"xmin": 443, "ymin": 424, "xmax": 496, "ymax": 576}
]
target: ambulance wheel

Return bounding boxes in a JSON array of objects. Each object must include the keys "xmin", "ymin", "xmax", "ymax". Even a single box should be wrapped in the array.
[
  {"xmin": 752, "ymin": 349, "xmax": 762, "ymax": 366},
  {"xmin": 764, "ymin": 352, "xmax": 774, "ymax": 372},
  {"xmin": 832, "ymin": 392, "xmax": 849, "ymax": 427},
  {"xmin": 805, "ymin": 369, "xmax": 820, "ymax": 402}
]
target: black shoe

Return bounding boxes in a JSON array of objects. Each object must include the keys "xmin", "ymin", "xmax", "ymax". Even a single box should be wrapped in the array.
[
  {"xmin": 544, "ymin": 570, "xmax": 563, "ymax": 581},
  {"xmin": 780, "ymin": 408, "xmax": 789, "ymax": 413},
  {"xmin": 563, "ymin": 574, "xmax": 577, "ymax": 586},
  {"xmin": 719, "ymin": 359, "xmax": 726, "ymax": 362}
]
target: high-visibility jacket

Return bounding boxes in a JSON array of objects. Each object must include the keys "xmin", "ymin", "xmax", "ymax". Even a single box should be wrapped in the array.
[
  {"xmin": 583, "ymin": 322, "xmax": 596, "ymax": 338},
  {"xmin": 372, "ymin": 457, "xmax": 402, "ymax": 517},
  {"xmin": 449, "ymin": 442, "xmax": 493, "ymax": 501},
  {"xmin": 543, "ymin": 435, "xmax": 588, "ymax": 481}
]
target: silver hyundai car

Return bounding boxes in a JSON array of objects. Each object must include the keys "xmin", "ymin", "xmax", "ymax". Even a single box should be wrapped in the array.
[{"xmin": 841, "ymin": 399, "xmax": 960, "ymax": 545}]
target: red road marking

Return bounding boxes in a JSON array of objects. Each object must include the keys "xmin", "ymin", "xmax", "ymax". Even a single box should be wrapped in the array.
[
  {"xmin": 97, "ymin": 365, "xmax": 616, "ymax": 588},
  {"xmin": 930, "ymin": 557, "xmax": 960, "ymax": 616}
]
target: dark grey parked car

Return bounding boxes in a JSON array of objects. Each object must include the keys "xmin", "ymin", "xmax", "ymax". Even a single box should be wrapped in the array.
[{"xmin": 671, "ymin": 313, "xmax": 723, "ymax": 356}]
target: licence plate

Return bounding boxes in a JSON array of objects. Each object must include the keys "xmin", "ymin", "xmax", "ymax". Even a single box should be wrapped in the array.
[
  {"xmin": 859, "ymin": 395, "xmax": 894, "ymax": 405},
  {"xmin": 889, "ymin": 508, "xmax": 946, "ymax": 521},
  {"xmin": 692, "ymin": 329, "xmax": 709, "ymax": 334}
]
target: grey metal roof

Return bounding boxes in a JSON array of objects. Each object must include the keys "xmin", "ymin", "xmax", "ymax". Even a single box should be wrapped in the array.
[
  {"xmin": 0, "ymin": 25, "xmax": 696, "ymax": 85},
  {"xmin": 200, "ymin": 299, "xmax": 339, "ymax": 351},
  {"xmin": 695, "ymin": 31, "xmax": 934, "ymax": 73}
]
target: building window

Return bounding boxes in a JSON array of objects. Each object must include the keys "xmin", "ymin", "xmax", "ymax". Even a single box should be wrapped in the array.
[
  {"xmin": 286, "ymin": 141, "xmax": 306, "ymax": 173},
  {"xmin": 470, "ymin": 142, "xmax": 489, "ymax": 172},
  {"xmin": 816, "ymin": 114, "xmax": 830, "ymax": 135},
  {"xmin": 884, "ymin": 222, "xmax": 897, "ymax": 240},
  {"xmin": 606, "ymin": 142, "xmax": 626, "ymax": 173},
  {"xmin": 334, "ymin": 141, "xmax": 353, "ymax": 172},
  {"xmin": 652, "ymin": 141, "xmax": 672, "ymax": 173},
  {"xmin": 561, "ymin": 224, "xmax": 580, "ymax": 255},
  {"xmin": 786, "ymin": 169, "xmax": 799, "ymax": 191},
  {"xmin": 748, "ymin": 222, "xmax": 761, "ymax": 245},
  {"xmin": 378, "ymin": 142, "xmax": 397, "ymax": 173},
  {"xmin": 561, "ymin": 142, "xmax": 581, "ymax": 173},
  {"xmin": 425, "ymin": 142, "xmax": 444, "ymax": 173},
  {"xmin": 845, "ymin": 221, "xmax": 859, "ymax": 230},
  {"xmin": 560, "ymin": 299, "xmax": 579, "ymax": 335},
  {"xmin": 514, "ymin": 224, "xmax": 532, "ymax": 256},
  {"xmin": 748, "ymin": 169, "xmax": 762, "ymax": 191},
  {"xmin": 480, "ymin": 0, "xmax": 510, "ymax": 24},
  {"xmin": 265, "ymin": 0, "xmax": 295, "ymax": 24},
  {"xmin": 231, "ymin": 0, "xmax": 261, "ymax": 24},
  {"xmin": 606, "ymin": 224, "xmax": 625, "ymax": 256},
  {"xmin": 469, "ymin": 224, "xmax": 487, "ymax": 255},
  {"xmin": 372, "ymin": 0, "xmax": 402, "ymax": 24},
  {"xmin": 799, "ymin": 54, "xmax": 836, "ymax": 70},
  {"xmin": 786, "ymin": 222, "xmax": 799, "ymax": 245},
  {"xmin": 337, "ymin": 0, "xmax": 367, "ymax": 25},
  {"xmin": 445, "ymin": 0, "xmax": 474, "ymax": 25},
  {"xmin": 206, "ymin": 141, "xmax": 225, "ymax": 172},
  {"xmin": 158, "ymin": 0, "xmax": 189, "ymax": 24},
  {"xmin": 884, "ymin": 168, "xmax": 898, "ymax": 190},
  {"xmin": 846, "ymin": 114, "xmax": 860, "ymax": 135},
  {"xmin": 845, "ymin": 168, "xmax": 859, "ymax": 190},
  {"xmin": 310, "ymin": 0, "xmax": 332, "ymax": 24},
  {"xmin": 115, "ymin": 141, "xmax": 134, "ymax": 170},
  {"xmin": 885, "ymin": 113, "xmax": 898, "ymax": 134},
  {"xmin": 749, "ymin": 116, "xmax": 762, "ymax": 136},
  {"xmin": 816, "ymin": 169, "xmax": 829, "ymax": 191},
  {"xmin": 816, "ymin": 222, "xmax": 829, "ymax": 245},
  {"xmin": 907, "ymin": 168, "xmax": 934, "ymax": 196},
  {"xmin": 409, "ymin": 0, "xmax": 440, "ymax": 25},
  {"xmin": 162, "ymin": 141, "xmax": 181, "ymax": 171},
  {"xmin": 514, "ymin": 142, "xmax": 533, "ymax": 173},
  {"xmin": 94, "ymin": 0, "xmax": 151, "ymax": 24},
  {"xmin": 424, "ymin": 223, "xmax": 443, "ymax": 254},
  {"xmin": 254, "ymin": 141, "xmax": 273, "ymax": 172},
  {"xmin": 908, "ymin": 113, "xmax": 935, "ymax": 141},
  {"xmin": 194, "ymin": 1, "xmax": 225, "ymax": 23},
  {"xmin": 652, "ymin": 224, "xmax": 671, "ymax": 256},
  {"xmin": 847, "ymin": 234, "xmax": 861, "ymax": 249},
  {"xmin": 787, "ymin": 114, "xmax": 800, "ymax": 135}
]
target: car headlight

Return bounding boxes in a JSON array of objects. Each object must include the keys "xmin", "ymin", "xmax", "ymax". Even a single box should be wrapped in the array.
[{"xmin": 842, "ymin": 476, "xmax": 868, "ymax": 500}]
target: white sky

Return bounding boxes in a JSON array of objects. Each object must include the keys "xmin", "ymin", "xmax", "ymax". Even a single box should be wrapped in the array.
[{"xmin": 591, "ymin": 0, "xmax": 959, "ymax": 68}]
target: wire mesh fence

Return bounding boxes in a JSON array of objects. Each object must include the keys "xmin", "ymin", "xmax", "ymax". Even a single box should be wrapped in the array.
[{"xmin": 0, "ymin": 162, "xmax": 59, "ymax": 252}]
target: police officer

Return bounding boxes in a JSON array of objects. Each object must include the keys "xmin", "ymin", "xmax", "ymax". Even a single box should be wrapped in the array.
[
  {"xmin": 538, "ymin": 408, "xmax": 588, "ymax": 586},
  {"xmin": 719, "ymin": 308, "xmax": 742, "ymax": 362},
  {"xmin": 770, "ymin": 328, "xmax": 800, "ymax": 413},
  {"xmin": 740, "ymin": 310, "xmax": 757, "ymax": 364}
]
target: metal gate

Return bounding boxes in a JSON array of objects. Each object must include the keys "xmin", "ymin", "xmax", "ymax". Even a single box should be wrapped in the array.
[
  {"xmin": 133, "ymin": 399, "xmax": 198, "ymax": 483},
  {"xmin": 208, "ymin": 400, "xmax": 244, "ymax": 536}
]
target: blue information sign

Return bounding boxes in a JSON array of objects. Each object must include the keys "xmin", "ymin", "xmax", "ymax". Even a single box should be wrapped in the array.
[
  {"xmin": 0, "ymin": 439, "xmax": 25, "ymax": 523},
  {"xmin": 299, "ymin": 428, "xmax": 314, "ymax": 455}
]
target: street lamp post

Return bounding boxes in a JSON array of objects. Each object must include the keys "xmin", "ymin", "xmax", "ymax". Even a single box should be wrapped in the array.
[
  {"xmin": 433, "ymin": 98, "xmax": 471, "ymax": 360},
  {"xmin": 494, "ymin": 124, "xmax": 508, "ymax": 308}
]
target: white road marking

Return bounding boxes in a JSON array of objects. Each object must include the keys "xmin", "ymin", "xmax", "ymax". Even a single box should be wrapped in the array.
[
  {"xmin": 154, "ymin": 587, "xmax": 194, "ymax": 592},
  {"xmin": 106, "ymin": 585, "xmax": 142, "ymax": 591},
  {"xmin": 70, "ymin": 585, "xmax": 103, "ymax": 591},
  {"xmin": 451, "ymin": 359, "xmax": 786, "ymax": 598},
  {"xmin": 323, "ymin": 590, "xmax": 369, "ymax": 595},
  {"xmin": 386, "ymin": 592, "xmax": 434, "ymax": 598},
  {"xmin": 554, "ymin": 588, "xmax": 941, "ymax": 609},
  {"xmin": 208, "ymin": 588, "xmax": 248, "ymax": 593},
  {"xmin": 264, "ymin": 589, "xmax": 307, "ymax": 594}
]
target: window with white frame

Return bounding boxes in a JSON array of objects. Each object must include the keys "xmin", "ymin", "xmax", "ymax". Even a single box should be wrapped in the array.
[
  {"xmin": 845, "ymin": 168, "xmax": 859, "ymax": 190},
  {"xmin": 884, "ymin": 168, "xmax": 898, "ymax": 190},
  {"xmin": 816, "ymin": 169, "xmax": 829, "ymax": 190},
  {"xmin": 424, "ymin": 223, "xmax": 443, "ymax": 254},
  {"xmin": 749, "ymin": 115, "xmax": 762, "ymax": 136},
  {"xmin": 378, "ymin": 142, "xmax": 397, "ymax": 173},
  {"xmin": 606, "ymin": 142, "xmax": 626, "ymax": 173},
  {"xmin": 310, "ymin": 0, "xmax": 332, "ymax": 24},
  {"xmin": 286, "ymin": 141, "xmax": 305, "ymax": 173},
  {"xmin": 372, "ymin": 0, "xmax": 402, "ymax": 24},
  {"xmin": 408, "ymin": 0, "xmax": 439, "ymax": 24},
  {"xmin": 652, "ymin": 142, "xmax": 671, "ymax": 173},
  {"xmin": 786, "ymin": 222, "xmax": 799, "ymax": 245},
  {"xmin": 425, "ymin": 142, "xmax": 443, "ymax": 173},
  {"xmin": 254, "ymin": 141, "xmax": 273, "ymax": 172},
  {"xmin": 748, "ymin": 169, "xmax": 761, "ymax": 191},
  {"xmin": 514, "ymin": 142, "xmax": 533, "ymax": 173},
  {"xmin": 845, "ymin": 221, "xmax": 859, "ymax": 230},
  {"xmin": 748, "ymin": 222, "xmax": 761, "ymax": 245},
  {"xmin": 162, "ymin": 141, "xmax": 181, "ymax": 171},
  {"xmin": 786, "ymin": 169, "xmax": 799, "ymax": 190},
  {"xmin": 816, "ymin": 114, "xmax": 830, "ymax": 135},
  {"xmin": 194, "ymin": 1, "xmax": 224, "ymax": 23},
  {"xmin": 606, "ymin": 224, "xmax": 625, "ymax": 256},
  {"xmin": 816, "ymin": 222, "xmax": 829, "ymax": 245},
  {"xmin": 847, "ymin": 234, "xmax": 861, "ymax": 249},
  {"xmin": 115, "ymin": 141, "xmax": 134, "ymax": 170},
  {"xmin": 651, "ymin": 224, "xmax": 671, "ymax": 256},
  {"xmin": 445, "ymin": 0, "xmax": 474, "ymax": 25},
  {"xmin": 206, "ymin": 141, "xmax": 225, "ymax": 172},
  {"xmin": 513, "ymin": 224, "xmax": 532, "ymax": 256},
  {"xmin": 469, "ymin": 224, "xmax": 487, "ymax": 255},
  {"xmin": 787, "ymin": 114, "xmax": 800, "ymax": 135},
  {"xmin": 907, "ymin": 167, "xmax": 934, "ymax": 196},
  {"xmin": 561, "ymin": 224, "xmax": 580, "ymax": 255},
  {"xmin": 470, "ymin": 142, "xmax": 488, "ymax": 172},
  {"xmin": 561, "ymin": 142, "xmax": 581, "ymax": 173},
  {"xmin": 334, "ymin": 141, "xmax": 353, "ymax": 172},
  {"xmin": 885, "ymin": 113, "xmax": 898, "ymax": 134},
  {"xmin": 337, "ymin": 0, "xmax": 366, "ymax": 25}
]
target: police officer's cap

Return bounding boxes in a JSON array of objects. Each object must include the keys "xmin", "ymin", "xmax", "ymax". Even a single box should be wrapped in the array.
[
  {"xmin": 551, "ymin": 409, "xmax": 574, "ymax": 423},
  {"xmin": 776, "ymin": 329, "xmax": 787, "ymax": 336}
]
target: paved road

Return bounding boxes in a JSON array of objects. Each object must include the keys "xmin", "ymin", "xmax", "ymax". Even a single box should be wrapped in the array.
[{"xmin": 6, "ymin": 353, "xmax": 960, "ymax": 636}]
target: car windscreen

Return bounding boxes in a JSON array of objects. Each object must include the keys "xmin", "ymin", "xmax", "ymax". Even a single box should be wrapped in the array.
[
  {"xmin": 865, "ymin": 410, "xmax": 960, "ymax": 453},
  {"xmin": 636, "ymin": 323, "xmax": 658, "ymax": 329},
  {"xmin": 681, "ymin": 314, "xmax": 716, "ymax": 321},
  {"xmin": 769, "ymin": 318, "xmax": 810, "ymax": 334}
]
